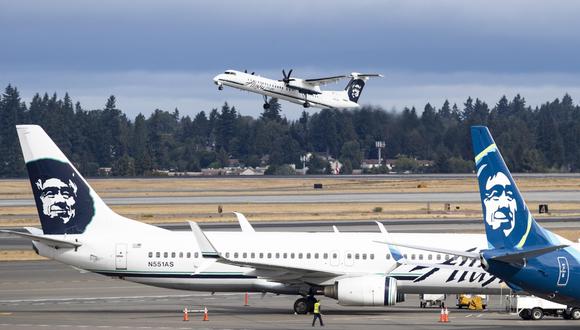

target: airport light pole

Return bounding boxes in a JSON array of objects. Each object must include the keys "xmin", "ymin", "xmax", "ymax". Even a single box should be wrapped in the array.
[{"xmin": 375, "ymin": 141, "xmax": 385, "ymax": 167}]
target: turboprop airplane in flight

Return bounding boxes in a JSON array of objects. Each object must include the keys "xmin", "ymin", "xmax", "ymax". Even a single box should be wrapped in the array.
[
  {"xmin": 376, "ymin": 126, "xmax": 580, "ymax": 319},
  {"xmin": 212, "ymin": 69, "xmax": 382, "ymax": 109},
  {"xmin": 3, "ymin": 125, "xmax": 506, "ymax": 315}
]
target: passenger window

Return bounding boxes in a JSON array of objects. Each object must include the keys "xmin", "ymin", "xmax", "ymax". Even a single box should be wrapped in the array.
[
  {"xmin": 164, "ymin": 252, "xmax": 168, "ymax": 258},
  {"xmin": 323, "ymin": 253, "xmax": 328, "ymax": 259},
  {"xmin": 234, "ymin": 252, "xmax": 239, "ymax": 258},
  {"xmin": 437, "ymin": 254, "xmax": 441, "ymax": 260},
  {"xmin": 404, "ymin": 254, "xmax": 408, "ymax": 259},
  {"xmin": 306, "ymin": 253, "xmax": 311, "ymax": 259},
  {"xmin": 314, "ymin": 253, "xmax": 319, "ymax": 259},
  {"xmin": 194, "ymin": 252, "xmax": 199, "ymax": 258},
  {"xmin": 332, "ymin": 253, "xmax": 337, "ymax": 259},
  {"xmin": 347, "ymin": 253, "xmax": 352, "ymax": 259},
  {"xmin": 411, "ymin": 254, "xmax": 415, "ymax": 260},
  {"xmin": 427, "ymin": 254, "xmax": 432, "ymax": 260},
  {"xmin": 171, "ymin": 252, "xmax": 176, "ymax": 258},
  {"xmin": 370, "ymin": 254, "xmax": 374, "ymax": 260},
  {"xmin": 362, "ymin": 254, "xmax": 367, "ymax": 260},
  {"xmin": 148, "ymin": 252, "xmax": 153, "ymax": 258},
  {"xmin": 226, "ymin": 252, "xmax": 230, "ymax": 258},
  {"xmin": 355, "ymin": 253, "xmax": 360, "ymax": 260},
  {"xmin": 156, "ymin": 252, "xmax": 160, "ymax": 258},
  {"xmin": 276, "ymin": 253, "xmax": 280, "ymax": 258},
  {"xmin": 267, "ymin": 253, "xmax": 272, "ymax": 258},
  {"xmin": 386, "ymin": 254, "xmax": 391, "ymax": 260},
  {"xmin": 291, "ymin": 253, "xmax": 295, "ymax": 259},
  {"xmin": 243, "ymin": 253, "xmax": 248, "ymax": 258},
  {"xmin": 259, "ymin": 253, "xmax": 264, "ymax": 258},
  {"xmin": 283, "ymin": 253, "xmax": 288, "ymax": 259},
  {"xmin": 298, "ymin": 253, "xmax": 303, "ymax": 259},
  {"xmin": 251, "ymin": 252, "xmax": 255, "ymax": 258},
  {"xmin": 179, "ymin": 252, "xmax": 183, "ymax": 258},
  {"xmin": 418, "ymin": 254, "xmax": 423, "ymax": 260},
  {"xmin": 186, "ymin": 252, "xmax": 191, "ymax": 258},
  {"xmin": 445, "ymin": 255, "xmax": 450, "ymax": 260}
]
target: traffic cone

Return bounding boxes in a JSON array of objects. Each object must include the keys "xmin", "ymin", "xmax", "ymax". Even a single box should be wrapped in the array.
[
  {"xmin": 438, "ymin": 308, "xmax": 445, "ymax": 322},
  {"xmin": 203, "ymin": 307, "xmax": 209, "ymax": 321},
  {"xmin": 183, "ymin": 308, "xmax": 189, "ymax": 321},
  {"xmin": 444, "ymin": 307, "xmax": 450, "ymax": 322},
  {"xmin": 244, "ymin": 292, "xmax": 249, "ymax": 306}
]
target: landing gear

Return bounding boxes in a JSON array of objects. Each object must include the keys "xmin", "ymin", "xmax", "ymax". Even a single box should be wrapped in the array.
[
  {"xmin": 263, "ymin": 95, "xmax": 270, "ymax": 110},
  {"xmin": 302, "ymin": 93, "xmax": 311, "ymax": 108},
  {"xmin": 293, "ymin": 295, "xmax": 316, "ymax": 314},
  {"xmin": 218, "ymin": 84, "xmax": 223, "ymax": 91}
]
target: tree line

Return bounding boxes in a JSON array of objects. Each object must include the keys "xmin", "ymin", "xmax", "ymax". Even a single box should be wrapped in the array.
[{"xmin": 1, "ymin": 84, "xmax": 579, "ymax": 177}]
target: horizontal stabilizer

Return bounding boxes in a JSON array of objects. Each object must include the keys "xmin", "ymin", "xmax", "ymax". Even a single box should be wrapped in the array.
[
  {"xmin": 188, "ymin": 221, "xmax": 219, "ymax": 258},
  {"xmin": 374, "ymin": 240, "xmax": 480, "ymax": 259},
  {"xmin": 490, "ymin": 245, "xmax": 568, "ymax": 263},
  {"xmin": 0, "ymin": 229, "xmax": 81, "ymax": 249}
]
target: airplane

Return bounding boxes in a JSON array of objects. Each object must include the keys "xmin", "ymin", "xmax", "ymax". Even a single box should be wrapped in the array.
[
  {"xmin": 212, "ymin": 69, "xmax": 382, "ymax": 110},
  {"xmin": 376, "ymin": 126, "xmax": 580, "ymax": 319},
  {"xmin": 3, "ymin": 125, "xmax": 506, "ymax": 315}
]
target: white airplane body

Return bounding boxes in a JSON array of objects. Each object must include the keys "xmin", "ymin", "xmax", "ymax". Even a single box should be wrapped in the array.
[
  {"xmin": 4, "ymin": 125, "xmax": 506, "ymax": 314},
  {"xmin": 213, "ymin": 69, "xmax": 381, "ymax": 110}
]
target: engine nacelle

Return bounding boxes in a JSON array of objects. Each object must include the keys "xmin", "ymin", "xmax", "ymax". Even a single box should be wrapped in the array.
[{"xmin": 324, "ymin": 276, "xmax": 398, "ymax": 306}]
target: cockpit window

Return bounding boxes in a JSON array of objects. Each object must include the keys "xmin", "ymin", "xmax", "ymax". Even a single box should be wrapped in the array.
[{"xmin": 224, "ymin": 71, "xmax": 236, "ymax": 75}]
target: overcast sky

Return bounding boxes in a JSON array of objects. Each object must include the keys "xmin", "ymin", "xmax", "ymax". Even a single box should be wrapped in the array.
[{"xmin": 2, "ymin": 0, "xmax": 580, "ymax": 119}]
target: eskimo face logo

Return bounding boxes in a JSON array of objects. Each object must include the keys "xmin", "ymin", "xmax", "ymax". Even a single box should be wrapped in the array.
[
  {"xmin": 350, "ymin": 83, "xmax": 362, "ymax": 99},
  {"xmin": 479, "ymin": 165, "xmax": 517, "ymax": 237},
  {"xmin": 35, "ymin": 177, "xmax": 77, "ymax": 224},
  {"xmin": 27, "ymin": 159, "xmax": 94, "ymax": 234}
]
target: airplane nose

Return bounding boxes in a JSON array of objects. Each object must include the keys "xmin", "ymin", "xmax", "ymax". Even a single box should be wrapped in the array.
[{"xmin": 213, "ymin": 76, "xmax": 219, "ymax": 85}]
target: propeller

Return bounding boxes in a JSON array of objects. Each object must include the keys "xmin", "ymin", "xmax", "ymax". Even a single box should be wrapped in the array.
[{"xmin": 282, "ymin": 69, "xmax": 294, "ymax": 84}]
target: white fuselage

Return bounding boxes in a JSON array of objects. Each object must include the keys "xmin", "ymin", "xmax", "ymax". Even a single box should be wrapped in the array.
[
  {"xmin": 35, "ymin": 227, "xmax": 506, "ymax": 296},
  {"xmin": 213, "ymin": 70, "xmax": 359, "ymax": 109}
]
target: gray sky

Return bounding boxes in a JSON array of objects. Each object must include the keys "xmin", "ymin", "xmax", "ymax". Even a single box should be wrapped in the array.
[{"xmin": 2, "ymin": 0, "xmax": 580, "ymax": 119}]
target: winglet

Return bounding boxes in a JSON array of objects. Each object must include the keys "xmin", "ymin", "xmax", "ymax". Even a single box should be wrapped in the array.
[
  {"xmin": 374, "ymin": 221, "xmax": 406, "ymax": 264},
  {"xmin": 188, "ymin": 221, "xmax": 219, "ymax": 258},
  {"xmin": 232, "ymin": 212, "xmax": 255, "ymax": 233}
]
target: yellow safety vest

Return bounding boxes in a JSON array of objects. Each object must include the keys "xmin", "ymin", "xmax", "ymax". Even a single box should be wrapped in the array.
[{"xmin": 313, "ymin": 302, "xmax": 320, "ymax": 314}]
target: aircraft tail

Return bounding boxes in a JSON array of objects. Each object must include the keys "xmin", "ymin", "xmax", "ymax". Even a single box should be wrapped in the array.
[
  {"xmin": 16, "ymin": 125, "xmax": 155, "ymax": 235},
  {"xmin": 344, "ymin": 73, "xmax": 382, "ymax": 103},
  {"xmin": 471, "ymin": 126, "xmax": 556, "ymax": 250}
]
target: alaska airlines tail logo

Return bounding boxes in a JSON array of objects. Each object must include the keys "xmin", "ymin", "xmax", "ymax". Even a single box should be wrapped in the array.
[
  {"xmin": 27, "ymin": 159, "xmax": 95, "ymax": 234},
  {"xmin": 347, "ymin": 79, "xmax": 365, "ymax": 103}
]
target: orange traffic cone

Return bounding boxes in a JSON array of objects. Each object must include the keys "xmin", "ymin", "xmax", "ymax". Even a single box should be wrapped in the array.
[
  {"xmin": 438, "ymin": 308, "xmax": 445, "ymax": 322},
  {"xmin": 444, "ymin": 308, "xmax": 450, "ymax": 322},
  {"xmin": 183, "ymin": 308, "xmax": 189, "ymax": 321},
  {"xmin": 244, "ymin": 292, "xmax": 249, "ymax": 306},
  {"xmin": 203, "ymin": 307, "xmax": 209, "ymax": 321}
]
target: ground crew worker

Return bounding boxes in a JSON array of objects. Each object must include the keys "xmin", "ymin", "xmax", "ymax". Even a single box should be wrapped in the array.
[{"xmin": 312, "ymin": 299, "xmax": 324, "ymax": 327}]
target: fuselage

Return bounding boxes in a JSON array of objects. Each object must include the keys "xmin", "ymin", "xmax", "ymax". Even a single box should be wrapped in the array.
[
  {"xmin": 35, "ymin": 228, "xmax": 506, "ymax": 296},
  {"xmin": 213, "ymin": 70, "xmax": 359, "ymax": 109}
]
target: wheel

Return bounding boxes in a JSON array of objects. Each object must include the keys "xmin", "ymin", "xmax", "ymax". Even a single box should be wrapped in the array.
[
  {"xmin": 519, "ymin": 309, "xmax": 531, "ymax": 320},
  {"xmin": 263, "ymin": 103, "xmax": 270, "ymax": 110},
  {"xmin": 303, "ymin": 102, "xmax": 311, "ymax": 108},
  {"xmin": 294, "ymin": 297, "xmax": 309, "ymax": 314},
  {"xmin": 420, "ymin": 302, "xmax": 425, "ymax": 308},
  {"xmin": 218, "ymin": 85, "xmax": 223, "ymax": 91},
  {"xmin": 571, "ymin": 308, "xmax": 580, "ymax": 320},
  {"xmin": 530, "ymin": 307, "xmax": 544, "ymax": 320}
]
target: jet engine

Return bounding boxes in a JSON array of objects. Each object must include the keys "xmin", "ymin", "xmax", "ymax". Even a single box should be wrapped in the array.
[{"xmin": 323, "ymin": 275, "xmax": 398, "ymax": 306}]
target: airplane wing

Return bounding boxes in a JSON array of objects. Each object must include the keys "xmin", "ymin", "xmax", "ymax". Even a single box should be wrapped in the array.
[
  {"xmin": 374, "ymin": 239, "xmax": 480, "ymax": 259},
  {"xmin": 304, "ymin": 75, "xmax": 349, "ymax": 86},
  {"xmin": 187, "ymin": 221, "xmax": 344, "ymax": 283},
  {"xmin": 286, "ymin": 84, "xmax": 322, "ymax": 95},
  {"xmin": 1, "ymin": 228, "xmax": 82, "ymax": 249}
]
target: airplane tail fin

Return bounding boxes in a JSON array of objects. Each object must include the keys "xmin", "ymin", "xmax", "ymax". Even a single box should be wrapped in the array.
[
  {"xmin": 471, "ymin": 126, "xmax": 556, "ymax": 250},
  {"xmin": 16, "ymin": 125, "xmax": 150, "ymax": 235},
  {"xmin": 344, "ymin": 73, "xmax": 382, "ymax": 103}
]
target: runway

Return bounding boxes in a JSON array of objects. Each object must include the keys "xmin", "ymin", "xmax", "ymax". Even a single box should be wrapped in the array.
[
  {"xmin": 3, "ymin": 190, "xmax": 580, "ymax": 207},
  {"xmin": 2, "ymin": 217, "xmax": 580, "ymax": 250},
  {"xmin": 0, "ymin": 260, "xmax": 577, "ymax": 329}
]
